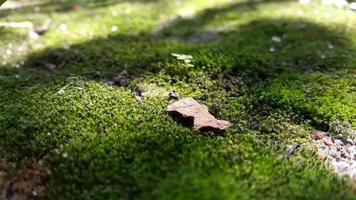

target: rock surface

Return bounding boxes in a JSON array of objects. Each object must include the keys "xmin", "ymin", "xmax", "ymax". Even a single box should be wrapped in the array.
[{"xmin": 313, "ymin": 131, "xmax": 356, "ymax": 179}]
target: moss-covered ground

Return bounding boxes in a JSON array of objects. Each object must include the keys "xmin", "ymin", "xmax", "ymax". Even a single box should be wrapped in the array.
[{"xmin": 0, "ymin": 0, "xmax": 355, "ymax": 199}]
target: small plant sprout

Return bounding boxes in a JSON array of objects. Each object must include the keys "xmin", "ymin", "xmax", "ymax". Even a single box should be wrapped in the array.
[{"xmin": 171, "ymin": 53, "xmax": 194, "ymax": 68}]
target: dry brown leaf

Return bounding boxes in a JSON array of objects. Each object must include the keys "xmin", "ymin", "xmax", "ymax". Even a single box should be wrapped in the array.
[{"xmin": 167, "ymin": 98, "xmax": 231, "ymax": 132}]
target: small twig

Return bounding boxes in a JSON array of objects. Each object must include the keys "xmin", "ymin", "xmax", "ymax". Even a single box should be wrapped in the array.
[{"xmin": 57, "ymin": 84, "xmax": 71, "ymax": 95}]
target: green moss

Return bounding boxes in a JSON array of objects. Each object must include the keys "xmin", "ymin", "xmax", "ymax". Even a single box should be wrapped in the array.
[
  {"xmin": 263, "ymin": 71, "xmax": 355, "ymax": 128},
  {"xmin": 0, "ymin": 0, "xmax": 355, "ymax": 199}
]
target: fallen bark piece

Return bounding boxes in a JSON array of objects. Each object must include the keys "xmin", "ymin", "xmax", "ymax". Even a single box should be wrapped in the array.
[{"xmin": 167, "ymin": 98, "xmax": 231, "ymax": 131}]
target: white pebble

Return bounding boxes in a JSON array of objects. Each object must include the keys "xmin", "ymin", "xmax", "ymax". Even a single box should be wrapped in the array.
[
  {"xmin": 34, "ymin": 6, "xmax": 41, "ymax": 12},
  {"xmin": 6, "ymin": 49, "xmax": 12, "ymax": 55},
  {"xmin": 111, "ymin": 25, "xmax": 118, "ymax": 32},
  {"xmin": 59, "ymin": 23, "xmax": 68, "ymax": 32},
  {"xmin": 12, "ymin": 63, "xmax": 20, "ymax": 68},
  {"xmin": 327, "ymin": 43, "xmax": 334, "ymax": 49},
  {"xmin": 62, "ymin": 152, "xmax": 68, "ymax": 158},
  {"xmin": 18, "ymin": 47, "xmax": 24, "ymax": 52},
  {"xmin": 29, "ymin": 31, "xmax": 40, "ymax": 39},
  {"xmin": 271, "ymin": 36, "xmax": 281, "ymax": 43},
  {"xmin": 38, "ymin": 160, "xmax": 44, "ymax": 165}
]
